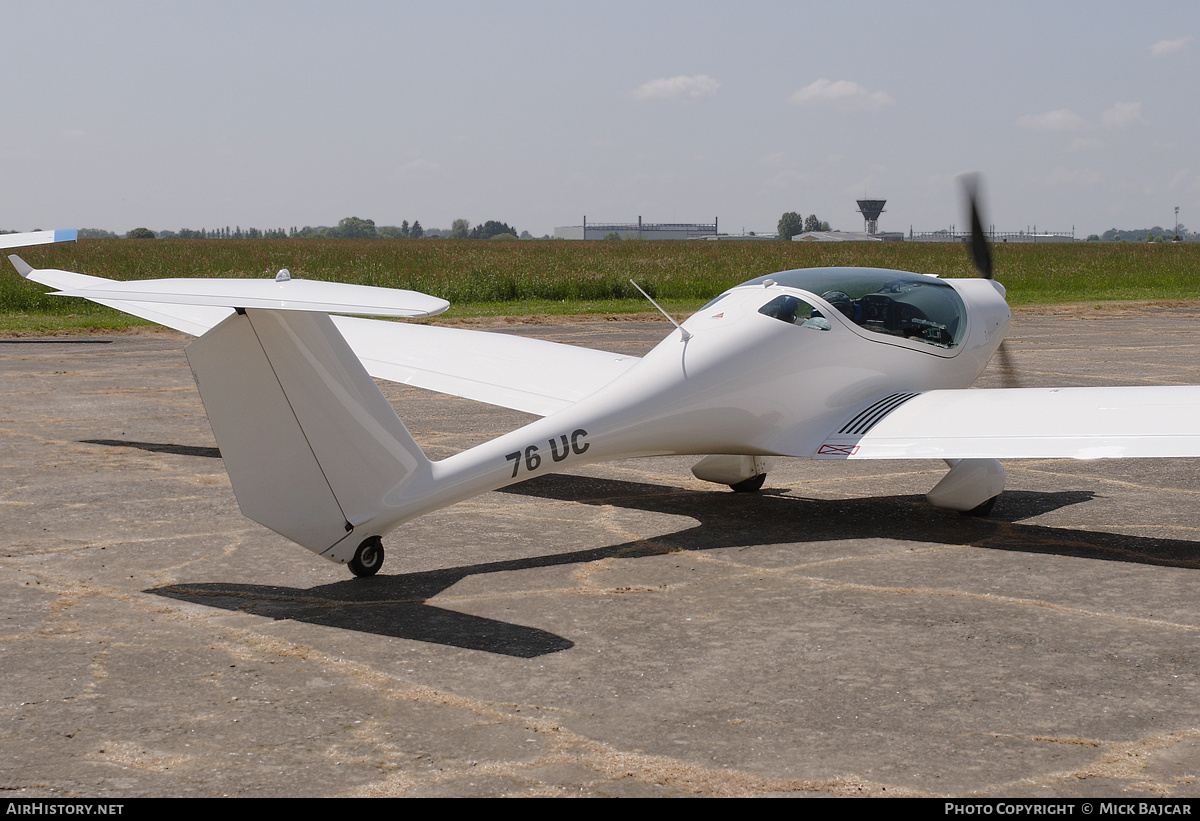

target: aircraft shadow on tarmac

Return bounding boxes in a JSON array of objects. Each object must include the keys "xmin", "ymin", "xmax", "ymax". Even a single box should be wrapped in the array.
[
  {"xmin": 150, "ymin": 471, "xmax": 1200, "ymax": 658},
  {"xmin": 82, "ymin": 439, "xmax": 222, "ymax": 459}
]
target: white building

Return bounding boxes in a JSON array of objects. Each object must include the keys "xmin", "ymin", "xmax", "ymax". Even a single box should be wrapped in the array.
[{"xmin": 555, "ymin": 217, "xmax": 718, "ymax": 240}]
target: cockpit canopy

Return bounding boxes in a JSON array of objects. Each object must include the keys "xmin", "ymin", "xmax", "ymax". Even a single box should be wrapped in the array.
[{"xmin": 747, "ymin": 267, "xmax": 968, "ymax": 349}]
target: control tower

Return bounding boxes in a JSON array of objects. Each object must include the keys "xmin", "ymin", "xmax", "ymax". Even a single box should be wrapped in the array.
[{"xmin": 856, "ymin": 199, "xmax": 886, "ymax": 234}]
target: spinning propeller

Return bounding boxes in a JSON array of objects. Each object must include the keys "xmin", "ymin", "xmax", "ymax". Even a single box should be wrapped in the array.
[
  {"xmin": 963, "ymin": 173, "xmax": 993, "ymax": 281},
  {"xmin": 963, "ymin": 173, "xmax": 1017, "ymax": 387}
]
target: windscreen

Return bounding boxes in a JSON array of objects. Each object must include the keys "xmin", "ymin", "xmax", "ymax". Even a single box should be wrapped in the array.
[{"xmin": 746, "ymin": 268, "xmax": 967, "ymax": 349}]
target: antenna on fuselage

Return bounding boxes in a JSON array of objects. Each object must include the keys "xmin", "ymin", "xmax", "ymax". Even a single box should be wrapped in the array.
[{"xmin": 630, "ymin": 279, "xmax": 692, "ymax": 341}]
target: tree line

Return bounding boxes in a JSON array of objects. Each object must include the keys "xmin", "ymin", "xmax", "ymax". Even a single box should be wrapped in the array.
[
  {"xmin": 1094, "ymin": 226, "xmax": 1196, "ymax": 243},
  {"xmin": 76, "ymin": 216, "xmax": 531, "ymax": 240}
]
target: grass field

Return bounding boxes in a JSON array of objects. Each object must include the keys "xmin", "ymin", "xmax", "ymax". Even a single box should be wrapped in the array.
[{"xmin": 3, "ymin": 238, "xmax": 1200, "ymax": 332}]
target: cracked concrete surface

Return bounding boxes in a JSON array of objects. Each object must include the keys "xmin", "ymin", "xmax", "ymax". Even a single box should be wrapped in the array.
[{"xmin": 4, "ymin": 310, "xmax": 1200, "ymax": 797}]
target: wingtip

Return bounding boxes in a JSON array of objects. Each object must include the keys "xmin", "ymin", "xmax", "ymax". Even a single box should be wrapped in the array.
[{"xmin": 8, "ymin": 254, "xmax": 33, "ymax": 278}]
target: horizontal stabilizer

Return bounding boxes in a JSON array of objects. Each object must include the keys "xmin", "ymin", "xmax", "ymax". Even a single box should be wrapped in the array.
[{"xmin": 52, "ymin": 277, "xmax": 450, "ymax": 318}]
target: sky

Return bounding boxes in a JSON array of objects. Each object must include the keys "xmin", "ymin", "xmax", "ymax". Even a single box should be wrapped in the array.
[{"xmin": 2, "ymin": 1, "xmax": 1197, "ymax": 238}]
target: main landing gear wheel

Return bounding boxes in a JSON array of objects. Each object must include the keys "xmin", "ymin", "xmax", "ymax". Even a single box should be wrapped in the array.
[
  {"xmin": 730, "ymin": 473, "xmax": 767, "ymax": 493},
  {"xmin": 962, "ymin": 496, "xmax": 999, "ymax": 517},
  {"xmin": 349, "ymin": 536, "xmax": 385, "ymax": 577}
]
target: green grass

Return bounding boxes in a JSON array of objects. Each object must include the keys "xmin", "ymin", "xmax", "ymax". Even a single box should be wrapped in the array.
[{"xmin": 3, "ymin": 238, "xmax": 1200, "ymax": 332}]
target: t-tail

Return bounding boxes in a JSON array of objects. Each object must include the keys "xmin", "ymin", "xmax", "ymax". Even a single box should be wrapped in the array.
[{"xmin": 187, "ymin": 308, "xmax": 435, "ymax": 575}]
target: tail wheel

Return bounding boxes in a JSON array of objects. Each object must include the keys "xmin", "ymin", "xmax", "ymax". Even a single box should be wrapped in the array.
[{"xmin": 349, "ymin": 536, "xmax": 385, "ymax": 577}]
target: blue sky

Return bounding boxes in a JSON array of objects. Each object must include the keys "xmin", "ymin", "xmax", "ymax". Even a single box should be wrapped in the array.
[{"xmin": 2, "ymin": 1, "xmax": 1197, "ymax": 237}]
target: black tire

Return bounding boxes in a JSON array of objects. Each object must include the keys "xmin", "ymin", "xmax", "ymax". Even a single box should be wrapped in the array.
[
  {"xmin": 730, "ymin": 473, "xmax": 767, "ymax": 493},
  {"xmin": 349, "ymin": 537, "xmax": 385, "ymax": 577},
  {"xmin": 962, "ymin": 495, "xmax": 999, "ymax": 517}
]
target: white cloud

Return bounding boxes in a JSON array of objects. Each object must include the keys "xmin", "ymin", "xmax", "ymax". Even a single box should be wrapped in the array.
[
  {"xmin": 756, "ymin": 152, "xmax": 808, "ymax": 191},
  {"xmin": 632, "ymin": 74, "xmax": 720, "ymax": 102},
  {"xmin": 1169, "ymin": 168, "xmax": 1194, "ymax": 191},
  {"xmin": 1102, "ymin": 101, "xmax": 1142, "ymax": 128},
  {"xmin": 1045, "ymin": 166, "xmax": 1101, "ymax": 186},
  {"xmin": 788, "ymin": 79, "xmax": 893, "ymax": 109},
  {"xmin": 1150, "ymin": 35, "xmax": 1193, "ymax": 57},
  {"xmin": 391, "ymin": 157, "xmax": 440, "ymax": 179},
  {"xmin": 1016, "ymin": 109, "xmax": 1088, "ymax": 132}
]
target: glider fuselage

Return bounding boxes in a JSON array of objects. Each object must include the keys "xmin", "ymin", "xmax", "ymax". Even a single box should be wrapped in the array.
[{"xmin": 361, "ymin": 268, "xmax": 1012, "ymax": 542}]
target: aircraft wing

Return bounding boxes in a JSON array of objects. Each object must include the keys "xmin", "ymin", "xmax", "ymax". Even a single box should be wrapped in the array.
[
  {"xmin": 332, "ymin": 317, "xmax": 638, "ymax": 416},
  {"xmin": 0, "ymin": 229, "xmax": 77, "ymax": 250},
  {"xmin": 8, "ymin": 255, "xmax": 639, "ymax": 416},
  {"xmin": 813, "ymin": 386, "xmax": 1200, "ymax": 460}
]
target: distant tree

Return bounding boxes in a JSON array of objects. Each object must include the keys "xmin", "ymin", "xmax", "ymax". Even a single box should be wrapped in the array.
[
  {"xmin": 450, "ymin": 218, "xmax": 470, "ymax": 239},
  {"xmin": 803, "ymin": 214, "xmax": 821, "ymax": 232},
  {"xmin": 519, "ymin": 230, "xmax": 532, "ymax": 239},
  {"xmin": 777, "ymin": 212, "xmax": 803, "ymax": 241},
  {"xmin": 329, "ymin": 216, "xmax": 377, "ymax": 239},
  {"xmin": 605, "ymin": 231, "xmax": 622, "ymax": 240},
  {"xmin": 401, "ymin": 220, "xmax": 410, "ymax": 238},
  {"xmin": 470, "ymin": 220, "xmax": 518, "ymax": 239},
  {"xmin": 125, "ymin": 227, "xmax": 155, "ymax": 239},
  {"xmin": 292, "ymin": 225, "xmax": 330, "ymax": 238},
  {"xmin": 410, "ymin": 220, "xmax": 424, "ymax": 238},
  {"xmin": 77, "ymin": 228, "xmax": 118, "ymax": 239}
]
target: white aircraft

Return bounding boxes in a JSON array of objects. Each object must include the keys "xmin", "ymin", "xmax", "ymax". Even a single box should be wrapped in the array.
[
  {"xmin": 0, "ymin": 228, "xmax": 77, "ymax": 250},
  {"xmin": 8, "ymin": 190, "xmax": 1200, "ymax": 576}
]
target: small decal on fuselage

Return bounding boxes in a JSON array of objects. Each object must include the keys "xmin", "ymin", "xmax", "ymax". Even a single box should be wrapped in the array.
[
  {"xmin": 506, "ymin": 429, "xmax": 589, "ymax": 477},
  {"xmin": 817, "ymin": 443, "xmax": 860, "ymax": 456}
]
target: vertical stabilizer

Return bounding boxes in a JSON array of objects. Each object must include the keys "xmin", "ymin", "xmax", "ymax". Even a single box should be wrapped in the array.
[{"xmin": 185, "ymin": 309, "xmax": 431, "ymax": 559}]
